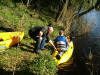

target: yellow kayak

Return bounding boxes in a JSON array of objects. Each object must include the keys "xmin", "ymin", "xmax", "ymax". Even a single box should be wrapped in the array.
[
  {"xmin": 0, "ymin": 32, "xmax": 24, "ymax": 50},
  {"xmin": 52, "ymin": 41, "xmax": 74, "ymax": 65}
]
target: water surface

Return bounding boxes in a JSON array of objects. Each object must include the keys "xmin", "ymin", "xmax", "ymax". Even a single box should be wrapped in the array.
[{"xmin": 58, "ymin": 9, "xmax": 100, "ymax": 75}]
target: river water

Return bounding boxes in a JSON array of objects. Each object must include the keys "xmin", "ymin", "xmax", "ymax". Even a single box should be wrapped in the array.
[{"xmin": 58, "ymin": 9, "xmax": 100, "ymax": 75}]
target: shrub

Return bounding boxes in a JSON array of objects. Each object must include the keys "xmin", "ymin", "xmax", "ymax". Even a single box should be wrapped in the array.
[{"xmin": 28, "ymin": 53, "xmax": 58, "ymax": 75}]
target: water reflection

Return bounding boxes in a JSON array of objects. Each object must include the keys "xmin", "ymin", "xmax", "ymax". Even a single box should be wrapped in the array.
[{"xmin": 58, "ymin": 9, "xmax": 100, "ymax": 75}]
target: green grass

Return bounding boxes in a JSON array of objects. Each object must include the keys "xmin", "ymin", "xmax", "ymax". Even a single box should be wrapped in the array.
[{"xmin": 0, "ymin": 1, "xmax": 59, "ymax": 74}]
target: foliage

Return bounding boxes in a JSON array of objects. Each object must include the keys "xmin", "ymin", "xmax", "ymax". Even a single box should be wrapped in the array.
[
  {"xmin": 28, "ymin": 53, "xmax": 58, "ymax": 75},
  {"xmin": 0, "ymin": 1, "xmax": 59, "ymax": 74},
  {"xmin": 1, "ymin": 0, "xmax": 99, "ymax": 74},
  {"xmin": 0, "ymin": 1, "xmax": 45, "ymax": 35},
  {"xmin": 0, "ymin": 0, "xmax": 15, "ymax": 7},
  {"xmin": 0, "ymin": 47, "xmax": 36, "ymax": 71},
  {"xmin": 71, "ymin": 0, "xmax": 97, "ymax": 9}
]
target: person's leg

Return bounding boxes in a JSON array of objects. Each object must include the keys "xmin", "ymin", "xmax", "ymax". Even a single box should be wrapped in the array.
[
  {"xmin": 35, "ymin": 37, "xmax": 42, "ymax": 53},
  {"xmin": 61, "ymin": 47, "xmax": 68, "ymax": 52},
  {"xmin": 40, "ymin": 37, "xmax": 46, "ymax": 49}
]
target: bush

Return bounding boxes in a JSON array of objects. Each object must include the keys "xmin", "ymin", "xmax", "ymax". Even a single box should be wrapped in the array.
[
  {"xmin": 0, "ymin": 0, "xmax": 15, "ymax": 7},
  {"xmin": 28, "ymin": 53, "xmax": 58, "ymax": 75}
]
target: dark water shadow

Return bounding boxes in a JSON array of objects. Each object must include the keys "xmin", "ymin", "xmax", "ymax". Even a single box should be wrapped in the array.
[
  {"xmin": 72, "ymin": 31, "xmax": 100, "ymax": 75},
  {"xmin": 58, "ymin": 33, "xmax": 91, "ymax": 75},
  {"xmin": 72, "ymin": 34, "xmax": 91, "ymax": 75}
]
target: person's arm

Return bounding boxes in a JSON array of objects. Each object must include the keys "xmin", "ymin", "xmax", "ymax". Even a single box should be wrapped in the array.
[
  {"xmin": 39, "ymin": 31, "xmax": 43, "ymax": 40},
  {"xmin": 47, "ymin": 35, "xmax": 57, "ymax": 50},
  {"xmin": 49, "ymin": 40, "xmax": 57, "ymax": 50},
  {"xmin": 66, "ymin": 37, "xmax": 70, "ymax": 46}
]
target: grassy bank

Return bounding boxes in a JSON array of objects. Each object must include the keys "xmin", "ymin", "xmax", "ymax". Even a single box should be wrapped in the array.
[{"xmin": 0, "ymin": 0, "xmax": 58, "ymax": 75}]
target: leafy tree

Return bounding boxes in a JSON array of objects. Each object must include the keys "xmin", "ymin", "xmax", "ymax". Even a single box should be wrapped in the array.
[{"xmin": 55, "ymin": 0, "xmax": 98, "ymax": 35}]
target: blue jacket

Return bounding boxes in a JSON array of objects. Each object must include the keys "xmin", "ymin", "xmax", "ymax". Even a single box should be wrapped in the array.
[
  {"xmin": 56, "ymin": 36, "xmax": 66, "ymax": 43},
  {"xmin": 55, "ymin": 36, "xmax": 68, "ymax": 48}
]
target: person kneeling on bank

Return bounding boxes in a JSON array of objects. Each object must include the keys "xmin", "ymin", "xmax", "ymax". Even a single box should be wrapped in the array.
[{"xmin": 29, "ymin": 25, "xmax": 57, "ymax": 54}]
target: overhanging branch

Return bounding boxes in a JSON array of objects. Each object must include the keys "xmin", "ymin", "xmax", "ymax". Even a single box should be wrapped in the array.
[{"xmin": 76, "ymin": 1, "xmax": 100, "ymax": 18}]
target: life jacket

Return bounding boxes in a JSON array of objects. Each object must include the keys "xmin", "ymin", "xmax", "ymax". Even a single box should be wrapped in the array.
[{"xmin": 56, "ymin": 36, "xmax": 66, "ymax": 48}]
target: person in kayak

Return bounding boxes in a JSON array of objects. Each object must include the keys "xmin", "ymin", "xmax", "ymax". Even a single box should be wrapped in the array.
[
  {"xmin": 29, "ymin": 25, "xmax": 57, "ymax": 54},
  {"xmin": 55, "ymin": 30, "xmax": 69, "ymax": 59}
]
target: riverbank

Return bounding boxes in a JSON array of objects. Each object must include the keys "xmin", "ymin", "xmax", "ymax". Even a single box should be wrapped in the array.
[{"xmin": 0, "ymin": 0, "xmax": 58, "ymax": 75}]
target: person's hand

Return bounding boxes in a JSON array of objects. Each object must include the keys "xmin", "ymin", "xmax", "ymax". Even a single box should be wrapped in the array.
[
  {"xmin": 54, "ymin": 47, "xmax": 57, "ymax": 50},
  {"xmin": 39, "ymin": 37, "xmax": 42, "ymax": 40},
  {"xmin": 39, "ymin": 31, "xmax": 43, "ymax": 37}
]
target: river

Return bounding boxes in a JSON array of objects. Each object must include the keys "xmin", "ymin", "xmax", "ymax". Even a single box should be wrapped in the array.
[{"xmin": 58, "ymin": 9, "xmax": 100, "ymax": 75}]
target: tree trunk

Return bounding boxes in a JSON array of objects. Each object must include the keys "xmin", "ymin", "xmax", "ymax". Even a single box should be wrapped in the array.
[
  {"xmin": 27, "ymin": 0, "xmax": 30, "ymax": 7},
  {"xmin": 56, "ymin": 0, "xmax": 70, "ymax": 22},
  {"xmin": 55, "ymin": 0, "xmax": 99, "ymax": 35}
]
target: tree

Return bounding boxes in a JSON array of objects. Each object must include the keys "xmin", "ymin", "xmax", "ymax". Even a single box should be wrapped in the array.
[{"xmin": 55, "ymin": 0, "xmax": 98, "ymax": 35}]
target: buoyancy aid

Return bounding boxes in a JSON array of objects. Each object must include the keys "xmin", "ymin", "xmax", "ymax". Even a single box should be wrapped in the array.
[{"xmin": 56, "ymin": 36, "xmax": 67, "ymax": 48}]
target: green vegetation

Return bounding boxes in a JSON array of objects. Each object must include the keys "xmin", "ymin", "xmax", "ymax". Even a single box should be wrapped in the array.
[
  {"xmin": 0, "ymin": 0, "xmax": 58, "ymax": 75},
  {"xmin": 0, "ymin": 0, "xmax": 100, "ymax": 75},
  {"xmin": 29, "ymin": 53, "xmax": 58, "ymax": 75}
]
